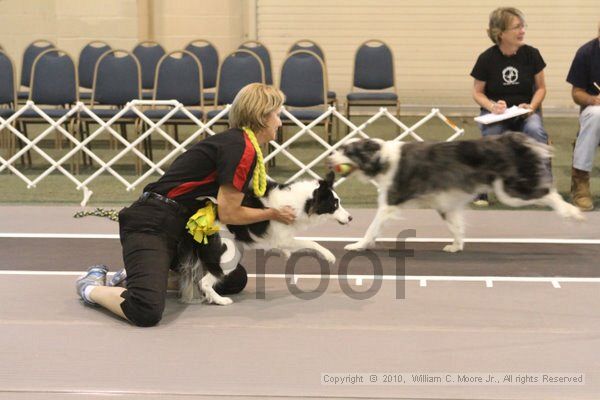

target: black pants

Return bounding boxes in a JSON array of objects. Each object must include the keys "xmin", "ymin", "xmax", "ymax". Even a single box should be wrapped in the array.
[{"xmin": 118, "ymin": 196, "xmax": 247, "ymax": 327}]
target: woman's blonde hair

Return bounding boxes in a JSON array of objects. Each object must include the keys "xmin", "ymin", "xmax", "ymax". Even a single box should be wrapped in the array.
[
  {"xmin": 487, "ymin": 7, "xmax": 525, "ymax": 45},
  {"xmin": 228, "ymin": 83, "xmax": 285, "ymax": 133}
]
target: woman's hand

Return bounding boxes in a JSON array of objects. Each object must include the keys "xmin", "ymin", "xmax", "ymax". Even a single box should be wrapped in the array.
[
  {"xmin": 271, "ymin": 206, "xmax": 296, "ymax": 225},
  {"xmin": 518, "ymin": 103, "xmax": 534, "ymax": 113},
  {"xmin": 491, "ymin": 100, "xmax": 507, "ymax": 114}
]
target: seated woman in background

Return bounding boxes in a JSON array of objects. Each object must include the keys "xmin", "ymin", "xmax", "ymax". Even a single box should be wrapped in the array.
[{"xmin": 470, "ymin": 7, "xmax": 549, "ymax": 205}]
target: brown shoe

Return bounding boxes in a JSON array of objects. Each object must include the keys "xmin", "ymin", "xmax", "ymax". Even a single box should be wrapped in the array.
[{"xmin": 571, "ymin": 168, "xmax": 594, "ymax": 211}]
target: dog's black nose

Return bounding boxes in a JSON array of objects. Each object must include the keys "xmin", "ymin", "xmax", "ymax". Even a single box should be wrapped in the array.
[{"xmin": 348, "ymin": 215, "xmax": 353, "ymax": 222}]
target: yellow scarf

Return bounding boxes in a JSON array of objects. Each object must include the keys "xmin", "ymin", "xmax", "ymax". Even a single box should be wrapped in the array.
[
  {"xmin": 186, "ymin": 202, "xmax": 220, "ymax": 244},
  {"xmin": 242, "ymin": 127, "xmax": 267, "ymax": 197}
]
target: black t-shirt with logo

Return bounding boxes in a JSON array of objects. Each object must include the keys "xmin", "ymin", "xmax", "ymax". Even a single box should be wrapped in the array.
[
  {"xmin": 566, "ymin": 38, "xmax": 600, "ymax": 97},
  {"xmin": 143, "ymin": 128, "xmax": 257, "ymax": 210},
  {"xmin": 470, "ymin": 44, "xmax": 546, "ymax": 107}
]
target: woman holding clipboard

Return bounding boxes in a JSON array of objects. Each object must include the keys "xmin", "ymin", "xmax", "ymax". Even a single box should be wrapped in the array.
[{"xmin": 470, "ymin": 7, "xmax": 550, "ymax": 205}]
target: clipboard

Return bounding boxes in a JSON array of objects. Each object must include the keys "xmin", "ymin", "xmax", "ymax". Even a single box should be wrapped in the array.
[{"xmin": 474, "ymin": 106, "xmax": 531, "ymax": 125}]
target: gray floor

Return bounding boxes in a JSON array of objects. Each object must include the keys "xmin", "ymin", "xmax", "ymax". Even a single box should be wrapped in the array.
[{"xmin": 1, "ymin": 206, "xmax": 599, "ymax": 399}]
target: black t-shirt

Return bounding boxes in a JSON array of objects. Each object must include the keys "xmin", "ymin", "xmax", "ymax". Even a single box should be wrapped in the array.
[
  {"xmin": 470, "ymin": 44, "xmax": 546, "ymax": 107},
  {"xmin": 144, "ymin": 128, "xmax": 257, "ymax": 209},
  {"xmin": 566, "ymin": 38, "xmax": 600, "ymax": 98}
]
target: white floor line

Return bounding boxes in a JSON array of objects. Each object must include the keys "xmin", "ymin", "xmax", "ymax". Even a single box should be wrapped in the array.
[
  {"xmin": 0, "ymin": 233, "xmax": 118, "ymax": 239},
  {"xmin": 1, "ymin": 232, "xmax": 599, "ymax": 245},
  {"xmin": 3, "ymin": 270, "xmax": 600, "ymax": 286}
]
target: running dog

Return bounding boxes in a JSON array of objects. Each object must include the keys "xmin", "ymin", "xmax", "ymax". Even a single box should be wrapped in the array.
[
  {"xmin": 178, "ymin": 171, "xmax": 352, "ymax": 305},
  {"xmin": 327, "ymin": 132, "xmax": 583, "ymax": 253}
]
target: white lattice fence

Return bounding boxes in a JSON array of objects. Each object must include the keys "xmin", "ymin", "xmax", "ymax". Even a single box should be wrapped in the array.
[{"xmin": 0, "ymin": 100, "xmax": 463, "ymax": 205}]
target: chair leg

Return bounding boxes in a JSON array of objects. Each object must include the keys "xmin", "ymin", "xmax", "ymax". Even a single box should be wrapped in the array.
[
  {"xmin": 134, "ymin": 120, "xmax": 142, "ymax": 176},
  {"xmin": 18, "ymin": 121, "xmax": 32, "ymax": 167},
  {"xmin": 268, "ymin": 126, "xmax": 282, "ymax": 168},
  {"xmin": 174, "ymin": 124, "xmax": 180, "ymax": 143},
  {"xmin": 163, "ymin": 124, "xmax": 169, "ymax": 150},
  {"xmin": 85, "ymin": 119, "xmax": 93, "ymax": 167},
  {"xmin": 119, "ymin": 122, "xmax": 127, "ymax": 142},
  {"xmin": 0, "ymin": 125, "xmax": 5, "ymax": 150},
  {"xmin": 83, "ymin": 120, "xmax": 92, "ymax": 166},
  {"xmin": 68, "ymin": 119, "xmax": 78, "ymax": 175},
  {"xmin": 146, "ymin": 121, "xmax": 154, "ymax": 162},
  {"xmin": 5, "ymin": 121, "xmax": 17, "ymax": 173},
  {"xmin": 55, "ymin": 124, "xmax": 62, "ymax": 150},
  {"xmin": 346, "ymin": 103, "xmax": 351, "ymax": 135},
  {"xmin": 395, "ymin": 101, "xmax": 401, "ymax": 135},
  {"xmin": 333, "ymin": 99, "xmax": 339, "ymax": 142},
  {"xmin": 109, "ymin": 120, "xmax": 116, "ymax": 150}
]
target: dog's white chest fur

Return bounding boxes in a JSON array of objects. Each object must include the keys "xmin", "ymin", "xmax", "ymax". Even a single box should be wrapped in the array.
[{"xmin": 255, "ymin": 181, "xmax": 321, "ymax": 247}]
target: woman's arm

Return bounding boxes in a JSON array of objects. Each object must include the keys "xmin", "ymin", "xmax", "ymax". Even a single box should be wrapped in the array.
[
  {"xmin": 216, "ymin": 184, "xmax": 296, "ymax": 225},
  {"xmin": 523, "ymin": 70, "xmax": 546, "ymax": 112},
  {"xmin": 473, "ymin": 79, "xmax": 506, "ymax": 114}
]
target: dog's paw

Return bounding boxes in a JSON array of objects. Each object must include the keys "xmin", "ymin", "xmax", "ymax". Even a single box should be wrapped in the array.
[
  {"xmin": 319, "ymin": 249, "xmax": 336, "ymax": 264},
  {"xmin": 204, "ymin": 293, "xmax": 233, "ymax": 306},
  {"xmin": 443, "ymin": 243, "xmax": 463, "ymax": 253},
  {"xmin": 213, "ymin": 296, "xmax": 233, "ymax": 306},
  {"xmin": 344, "ymin": 241, "xmax": 373, "ymax": 251},
  {"xmin": 281, "ymin": 249, "xmax": 292, "ymax": 259},
  {"xmin": 562, "ymin": 204, "xmax": 585, "ymax": 221}
]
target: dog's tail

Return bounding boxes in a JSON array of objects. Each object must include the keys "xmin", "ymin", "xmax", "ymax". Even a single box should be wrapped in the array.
[
  {"xmin": 506, "ymin": 131, "xmax": 554, "ymax": 160},
  {"xmin": 177, "ymin": 235, "xmax": 203, "ymax": 303}
]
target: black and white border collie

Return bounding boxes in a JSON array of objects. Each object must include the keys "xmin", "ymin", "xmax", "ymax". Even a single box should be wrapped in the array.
[
  {"xmin": 327, "ymin": 132, "xmax": 583, "ymax": 253},
  {"xmin": 178, "ymin": 171, "xmax": 352, "ymax": 305}
]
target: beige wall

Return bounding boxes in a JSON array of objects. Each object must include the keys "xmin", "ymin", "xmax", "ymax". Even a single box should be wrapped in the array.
[
  {"xmin": 0, "ymin": 0, "xmax": 139, "ymax": 73},
  {"xmin": 0, "ymin": 0, "xmax": 250, "ymax": 87},
  {"xmin": 0, "ymin": 0, "xmax": 598, "ymax": 115},
  {"xmin": 152, "ymin": 0, "xmax": 251, "ymax": 56},
  {"xmin": 257, "ymin": 0, "xmax": 599, "ymax": 115}
]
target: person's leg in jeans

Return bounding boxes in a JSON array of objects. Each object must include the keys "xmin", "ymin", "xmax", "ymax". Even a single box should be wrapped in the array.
[
  {"xmin": 520, "ymin": 112, "xmax": 548, "ymax": 144},
  {"xmin": 519, "ymin": 112, "xmax": 552, "ymax": 181},
  {"xmin": 573, "ymin": 106, "xmax": 600, "ymax": 172},
  {"xmin": 479, "ymin": 120, "xmax": 510, "ymax": 137},
  {"xmin": 572, "ymin": 106, "xmax": 600, "ymax": 210},
  {"xmin": 474, "ymin": 113, "xmax": 510, "ymax": 205}
]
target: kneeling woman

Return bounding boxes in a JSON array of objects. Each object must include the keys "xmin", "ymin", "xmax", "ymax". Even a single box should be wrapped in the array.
[{"xmin": 75, "ymin": 83, "xmax": 296, "ymax": 327}]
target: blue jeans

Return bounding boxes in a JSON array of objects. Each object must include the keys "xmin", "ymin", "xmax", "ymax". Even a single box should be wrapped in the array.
[
  {"xmin": 477, "ymin": 109, "xmax": 552, "ymax": 180},
  {"xmin": 573, "ymin": 105, "xmax": 600, "ymax": 172},
  {"xmin": 478, "ymin": 110, "xmax": 549, "ymax": 144}
]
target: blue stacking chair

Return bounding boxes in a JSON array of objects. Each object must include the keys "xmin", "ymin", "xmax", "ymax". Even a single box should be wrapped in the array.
[
  {"xmin": 133, "ymin": 41, "xmax": 166, "ymax": 100},
  {"xmin": 0, "ymin": 50, "xmax": 16, "ymax": 120},
  {"xmin": 288, "ymin": 39, "xmax": 336, "ymax": 108},
  {"xmin": 206, "ymin": 49, "xmax": 264, "ymax": 126},
  {"xmin": 19, "ymin": 49, "xmax": 79, "ymax": 167},
  {"xmin": 18, "ymin": 39, "xmax": 55, "ymax": 104},
  {"xmin": 238, "ymin": 40, "xmax": 272, "ymax": 85},
  {"xmin": 185, "ymin": 40, "xmax": 219, "ymax": 105},
  {"xmin": 78, "ymin": 41, "xmax": 111, "ymax": 104},
  {"xmin": 346, "ymin": 40, "xmax": 399, "ymax": 130},
  {"xmin": 142, "ymin": 50, "xmax": 204, "ymax": 158},
  {"xmin": 0, "ymin": 50, "xmax": 18, "ymax": 161},
  {"xmin": 279, "ymin": 50, "xmax": 331, "ymax": 143},
  {"xmin": 84, "ymin": 50, "xmax": 142, "ymax": 171}
]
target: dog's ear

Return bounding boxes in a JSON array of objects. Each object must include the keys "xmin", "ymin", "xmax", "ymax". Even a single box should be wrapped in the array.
[
  {"xmin": 324, "ymin": 170, "xmax": 335, "ymax": 187},
  {"xmin": 316, "ymin": 171, "xmax": 334, "ymax": 194},
  {"xmin": 345, "ymin": 139, "xmax": 387, "ymax": 177}
]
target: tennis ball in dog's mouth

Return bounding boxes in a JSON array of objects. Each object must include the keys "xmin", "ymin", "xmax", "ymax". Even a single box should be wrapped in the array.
[{"xmin": 334, "ymin": 163, "xmax": 353, "ymax": 175}]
